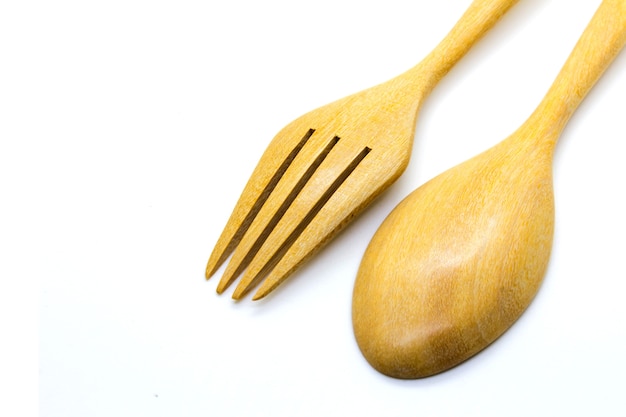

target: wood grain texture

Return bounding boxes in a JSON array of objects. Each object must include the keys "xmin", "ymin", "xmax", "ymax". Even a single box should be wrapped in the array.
[
  {"xmin": 205, "ymin": 0, "xmax": 520, "ymax": 300},
  {"xmin": 352, "ymin": 0, "xmax": 626, "ymax": 379}
]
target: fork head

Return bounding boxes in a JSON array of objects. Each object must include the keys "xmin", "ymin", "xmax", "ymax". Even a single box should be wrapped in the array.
[{"xmin": 206, "ymin": 80, "xmax": 423, "ymax": 300}]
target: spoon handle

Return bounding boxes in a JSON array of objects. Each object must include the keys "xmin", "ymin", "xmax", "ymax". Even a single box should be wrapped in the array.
[
  {"xmin": 526, "ymin": 0, "xmax": 626, "ymax": 144},
  {"xmin": 409, "ymin": 0, "xmax": 520, "ymax": 93}
]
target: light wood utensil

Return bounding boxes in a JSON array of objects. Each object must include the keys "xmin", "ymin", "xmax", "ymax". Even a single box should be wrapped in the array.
[
  {"xmin": 352, "ymin": 0, "xmax": 626, "ymax": 379},
  {"xmin": 206, "ymin": 0, "xmax": 520, "ymax": 300}
]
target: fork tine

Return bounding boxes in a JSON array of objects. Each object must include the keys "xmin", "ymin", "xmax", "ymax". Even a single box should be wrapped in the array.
[
  {"xmin": 230, "ymin": 145, "xmax": 376, "ymax": 300},
  {"xmin": 215, "ymin": 133, "xmax": 342, "ymax": 293},
  {"xmin": 205, "ymin": 129, "xmax": 315, "ymax": 279}
]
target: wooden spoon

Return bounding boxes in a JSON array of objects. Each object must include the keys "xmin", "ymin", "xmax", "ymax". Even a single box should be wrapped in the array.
[{"xmin": 352, "ymin": 0, "xmax": 626, "ymax": 379}]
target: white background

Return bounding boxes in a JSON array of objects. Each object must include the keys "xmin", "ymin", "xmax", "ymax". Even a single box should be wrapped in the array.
[{"xmin": 2, "ymin": 0, "xmax": 626, "ymax": 416}]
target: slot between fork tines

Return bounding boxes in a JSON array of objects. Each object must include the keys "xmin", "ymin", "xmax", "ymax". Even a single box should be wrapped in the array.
[
  {"xmin": 216, "ymin": 134, "xmax": 341, "ymax": 292},
  {"xmin": 233, "ymin": 145, "xmax": 372, "ymax": 300},
  {"xmin": 206, "ymin": 129, "xmax": 315, "ymax": 278}
]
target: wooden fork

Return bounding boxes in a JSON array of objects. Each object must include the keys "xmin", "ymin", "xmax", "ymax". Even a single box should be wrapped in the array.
[{"xmin": 206, "ymin": 0, "xmax": 519, "ymax": 300}]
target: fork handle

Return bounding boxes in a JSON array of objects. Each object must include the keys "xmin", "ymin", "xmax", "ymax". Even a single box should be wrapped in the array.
[{"xmin": 417, "ymin": 0, "xmax": 519, "ymax": 92}]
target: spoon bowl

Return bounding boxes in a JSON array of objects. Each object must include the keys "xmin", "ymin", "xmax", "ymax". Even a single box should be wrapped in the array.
[{"xmin": 353, "ymin": 130, "xmax": 555, "ymax": 378}]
